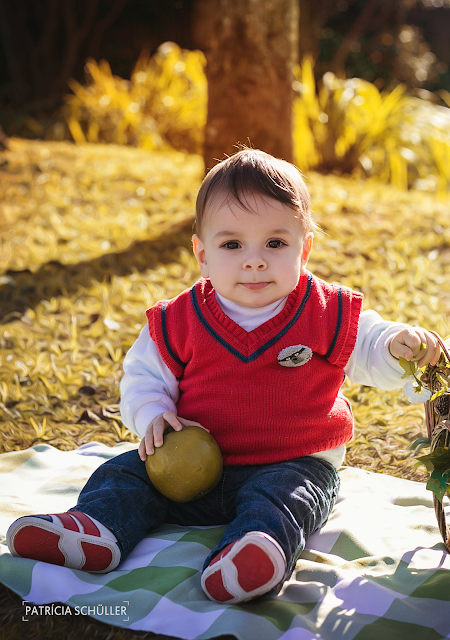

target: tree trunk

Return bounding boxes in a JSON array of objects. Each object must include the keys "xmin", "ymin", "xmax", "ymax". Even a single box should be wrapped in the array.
[{"xmin": 194, "ymin": 0, "xmax": 299, "ymax": 172}]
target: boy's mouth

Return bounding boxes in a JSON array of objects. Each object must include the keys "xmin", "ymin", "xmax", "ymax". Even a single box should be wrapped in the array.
[{"xmin": 240, "ymin": 282, "xmax": 271, "ymax": 290}]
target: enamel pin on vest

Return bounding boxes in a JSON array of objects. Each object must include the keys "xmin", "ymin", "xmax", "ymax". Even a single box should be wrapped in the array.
[{"xmin": 277, "ymin": 344, "xmax": 313, "ymax": 368}]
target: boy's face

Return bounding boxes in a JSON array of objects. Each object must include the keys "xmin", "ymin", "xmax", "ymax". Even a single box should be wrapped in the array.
[{"xmin": 192, "ymin": 192, "xmax": 313, "ymax": 308}]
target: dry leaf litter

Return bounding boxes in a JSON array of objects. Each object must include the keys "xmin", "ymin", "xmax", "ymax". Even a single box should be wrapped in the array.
[{"xmin": 0, "ymin": 138, "xmax": 449, "ymax": 484}]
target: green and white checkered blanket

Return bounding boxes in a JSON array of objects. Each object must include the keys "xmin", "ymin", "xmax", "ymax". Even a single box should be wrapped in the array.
[{"xmin": 1, "ymin": 442, "xmax": 449, "ymax": 639}]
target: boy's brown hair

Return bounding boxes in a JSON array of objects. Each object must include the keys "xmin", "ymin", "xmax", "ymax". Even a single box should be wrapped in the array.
[{"xmin": 195, "ymin": 149, "xmax": 315, "ymax": 237}]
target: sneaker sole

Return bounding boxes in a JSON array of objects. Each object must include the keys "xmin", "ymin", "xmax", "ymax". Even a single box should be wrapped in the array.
[
  {"xmin": 201, "ymin": 532, "xmax": 286, "ymax": 604},
  {"xmin": 7, "ymin": 516, "xmax": 119, "ymax": 573}
]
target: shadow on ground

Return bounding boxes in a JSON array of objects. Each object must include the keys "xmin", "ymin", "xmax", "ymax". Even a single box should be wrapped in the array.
[{"xmin": 0, "ymin": 221, "xmax": 194, "ymax": 325}]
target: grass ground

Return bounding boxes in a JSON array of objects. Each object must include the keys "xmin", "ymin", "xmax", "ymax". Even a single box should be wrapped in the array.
[{"xmin": 0, "ymin": 137, "xmax": 449, "ymax": 638}]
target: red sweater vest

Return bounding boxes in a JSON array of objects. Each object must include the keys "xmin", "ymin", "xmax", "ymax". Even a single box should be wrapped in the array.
[{"xmin": 147, "ymin": 273, "xmax": 363, "ymax": 466}]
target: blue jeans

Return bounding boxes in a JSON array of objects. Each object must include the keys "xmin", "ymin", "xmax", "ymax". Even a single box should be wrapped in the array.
[{"xmin": 72, "ymin": 451, "xmax": 340, "ymax": 581}]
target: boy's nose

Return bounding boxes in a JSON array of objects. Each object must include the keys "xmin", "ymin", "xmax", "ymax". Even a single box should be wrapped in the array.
[{"xmin": 243, "ymin": 255, "xmax": 267, "ymax": 270}]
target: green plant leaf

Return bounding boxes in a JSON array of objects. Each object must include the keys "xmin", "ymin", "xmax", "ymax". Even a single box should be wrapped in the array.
[
  {"xmin": 426, "ymin": 469, "xmax": 450, "ymax": 503},
  {"xmin": 416, "ymin": 446, "xmax": 450, "ymax": 472},
  {"xmin": 399, "ymin": 356, "xmax": 417, "ymax": 378},
  {"xmin": 407, "ymin": 437, "xmax": 431, "ymax": 452}
]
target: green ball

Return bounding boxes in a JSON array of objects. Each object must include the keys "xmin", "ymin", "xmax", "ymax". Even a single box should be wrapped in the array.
[{"xmin": 145, "ymin": 425, "xmax": 223, "ymax": 502}]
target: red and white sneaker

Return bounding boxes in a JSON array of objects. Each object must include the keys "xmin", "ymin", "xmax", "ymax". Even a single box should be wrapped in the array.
[
  {"xmin": 201, "ymin": 531, "xmax": 286, "ymax": 604},
  {"xmin": 6, "ymin": 511, "xmax": 121, "ymax": 573}
]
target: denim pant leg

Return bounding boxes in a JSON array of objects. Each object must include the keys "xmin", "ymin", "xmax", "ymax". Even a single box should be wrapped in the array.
[
  {"xmin": 71, "ymin": 450, "xmax": 168, "ymax": 558},
  {"xmin": 202, "ymin": 456, "xmax": 340, "ymax": 581}
]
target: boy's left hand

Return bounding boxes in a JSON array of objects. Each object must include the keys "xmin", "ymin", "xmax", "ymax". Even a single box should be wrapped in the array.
[{"xmin": 389, "ymin": 328, "xmax": 441, "ymax": 368}]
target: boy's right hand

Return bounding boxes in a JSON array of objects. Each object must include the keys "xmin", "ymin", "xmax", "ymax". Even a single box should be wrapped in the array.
[{"xmin": 138, "ymin": 410, "xmax": 207, "ymax": 461}]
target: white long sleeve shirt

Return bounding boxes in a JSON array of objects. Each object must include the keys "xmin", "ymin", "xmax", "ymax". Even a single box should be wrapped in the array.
[{"xmin": 120, "ymin": 292, "xmax": 410, "ymax": 468}]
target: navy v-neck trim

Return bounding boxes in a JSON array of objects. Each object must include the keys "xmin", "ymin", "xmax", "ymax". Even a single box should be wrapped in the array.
[{"xmin": 190, "ymin": 274, "xmax": 313, "ymax": 363}]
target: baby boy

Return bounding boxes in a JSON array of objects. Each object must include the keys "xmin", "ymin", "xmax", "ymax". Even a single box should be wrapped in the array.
[{"xmin": 7, "ymin": 149, "xmax": 440, "ymax": 604}]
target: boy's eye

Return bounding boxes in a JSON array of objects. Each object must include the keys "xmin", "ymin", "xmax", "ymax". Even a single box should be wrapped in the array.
[
  {"xmin": 267, "ymin": 239, "xmax": 286, "ymax": 248},
  {"xmin": 222, "ymin": 241, "xmax": 240, "ymax": 250}
]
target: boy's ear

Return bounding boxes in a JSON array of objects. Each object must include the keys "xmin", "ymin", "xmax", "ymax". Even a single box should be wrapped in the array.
[
  {"xmin": 192, "ymin": 234, "xmax": 209, "ymax": 277},
  {"xmin": 301, "ymin": 233, "xmax": 313, "ymax": 271}
]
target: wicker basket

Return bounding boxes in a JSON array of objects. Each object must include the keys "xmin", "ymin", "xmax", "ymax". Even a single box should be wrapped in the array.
[{"xmin": 423, "ymin": 331, "xmax": 450, "ymax": 552}]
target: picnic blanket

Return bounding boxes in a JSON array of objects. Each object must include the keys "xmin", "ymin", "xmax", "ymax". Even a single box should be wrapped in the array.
[{"xmin": 1, "ymin": 442, "xmax": 450, "ymax": 640}]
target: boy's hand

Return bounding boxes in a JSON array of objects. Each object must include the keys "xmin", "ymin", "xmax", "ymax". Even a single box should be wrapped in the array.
[
  {"xmin": 388, "ymin": 328, "xmax": 441, "ymax": 368},
  {"xmin": 138, "ymin": 410, "xmax": 207, "ymax": 461}
]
